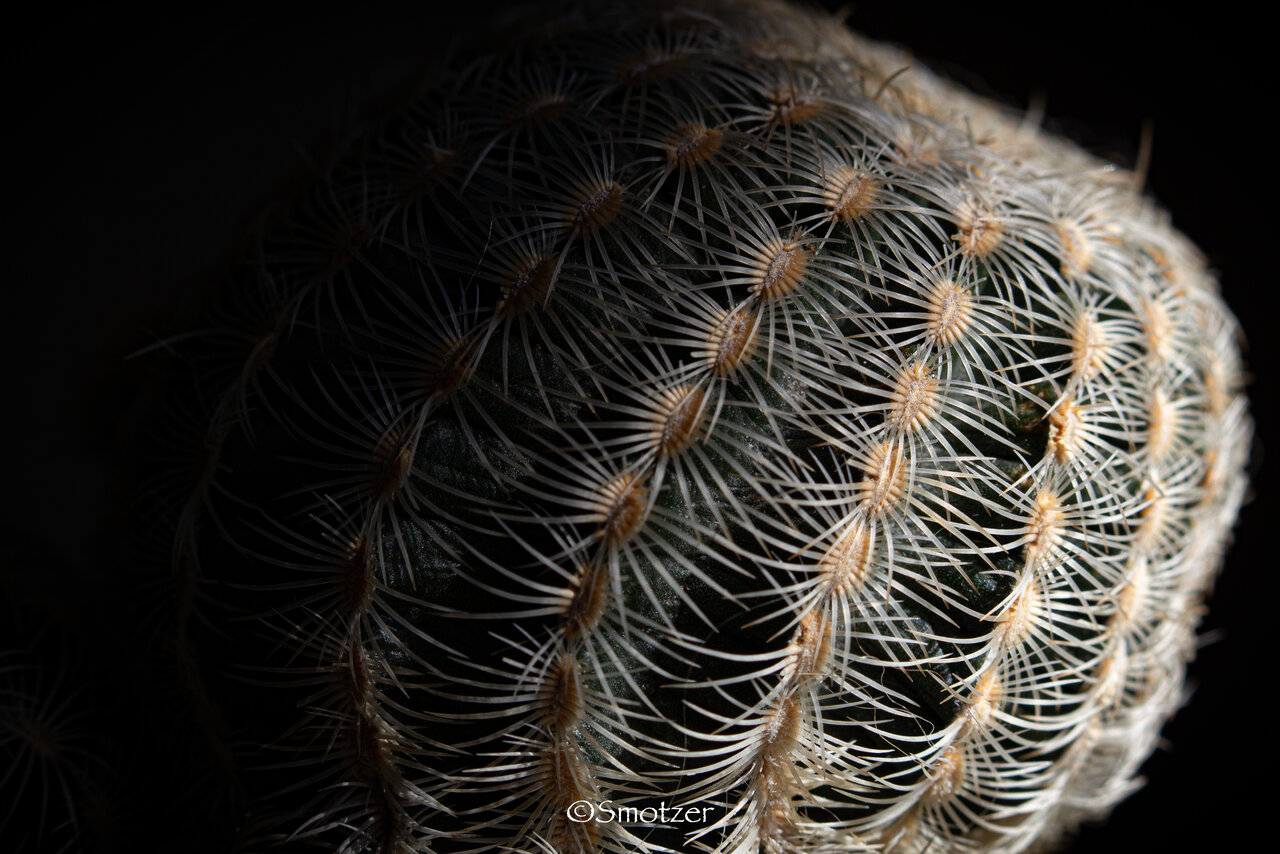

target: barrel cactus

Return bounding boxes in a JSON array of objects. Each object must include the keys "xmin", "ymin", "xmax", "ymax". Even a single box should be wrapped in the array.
[{"xmin": 74, "ymin": 0, "xmax": 1249, "ymax": 851}]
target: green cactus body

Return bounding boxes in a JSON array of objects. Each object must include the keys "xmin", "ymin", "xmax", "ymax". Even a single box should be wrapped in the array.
[{"xmin": 123, "ymin": 1, "xmax": 1248, "ymax": 852}]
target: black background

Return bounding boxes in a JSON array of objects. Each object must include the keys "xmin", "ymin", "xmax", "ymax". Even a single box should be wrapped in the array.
[{"xmin": 7, "ymin": 3, "xmax": 1271, "ymax": 851}]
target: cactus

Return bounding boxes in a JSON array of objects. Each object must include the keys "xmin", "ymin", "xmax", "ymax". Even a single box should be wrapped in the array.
[{"xmin": 10, "ymin": 0, "xmax": 1249, "ymax": 851}]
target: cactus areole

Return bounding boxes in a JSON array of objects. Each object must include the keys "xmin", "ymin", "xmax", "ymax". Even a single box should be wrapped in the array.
[{"xmin": 144, "ymin": 0, "xmax": 1249, "ymax": 851}]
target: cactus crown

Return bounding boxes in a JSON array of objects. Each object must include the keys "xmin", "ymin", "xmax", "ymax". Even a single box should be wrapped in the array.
[{"xmin": 117, "ymin": 1, "xmax": 1250, "ymax": 852}]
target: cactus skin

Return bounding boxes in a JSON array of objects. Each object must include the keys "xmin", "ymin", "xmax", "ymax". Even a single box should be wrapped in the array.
[{"xmin": 113, "ymin": 0, "xmax": 1249, "ymax": 852}]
